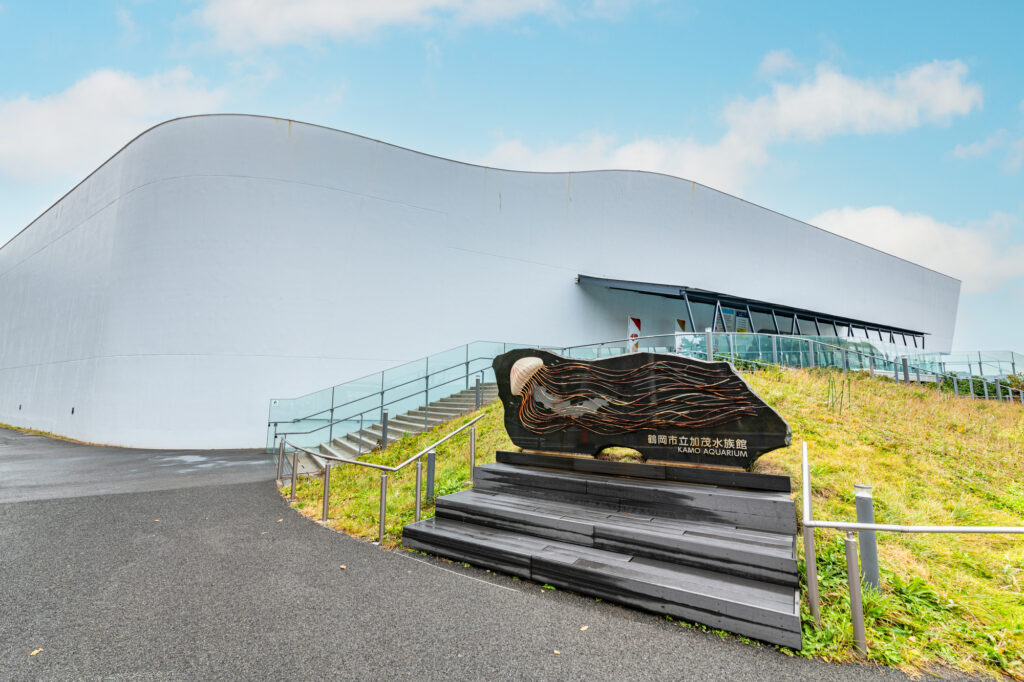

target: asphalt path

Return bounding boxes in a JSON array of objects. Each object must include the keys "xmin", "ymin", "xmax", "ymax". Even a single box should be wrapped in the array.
[
  {"xmin": 0, "ymin": 428, "xmax": 274, "ymax": 503},
  {"xmin": 0, "ymin": 429, "xmax": 918, "ymax": 680}
]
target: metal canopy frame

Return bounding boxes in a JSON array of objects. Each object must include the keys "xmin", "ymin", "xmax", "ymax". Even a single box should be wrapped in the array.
[{"xmin": 577, "ymin": 274, "xmax": 927, "ymax": 348}]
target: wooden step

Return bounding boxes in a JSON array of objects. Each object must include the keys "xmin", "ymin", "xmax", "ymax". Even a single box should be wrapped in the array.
[
  {"xmin": 435, "ymin": 489, "xmax": 797, "ymax": 586},
  {"xmin": 402, "ymin": 517, "xmax": 801, "ymax": 649},
  {"xmin": 472, "ymin": 463, "xmax": 797, "ymax": 535}
]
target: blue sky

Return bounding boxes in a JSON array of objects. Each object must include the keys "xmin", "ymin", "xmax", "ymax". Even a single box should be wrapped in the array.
[{"xmin": 1, "ymin": 1, "xmax": 1022, "ymax": 351}]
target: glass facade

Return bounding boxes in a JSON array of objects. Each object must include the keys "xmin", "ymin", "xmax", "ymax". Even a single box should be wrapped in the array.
[{"xmin": 586, "ymin": 276, "xmax": 928, "ymax": 349}]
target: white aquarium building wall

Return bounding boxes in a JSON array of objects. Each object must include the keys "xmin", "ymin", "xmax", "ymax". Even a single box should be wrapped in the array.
[{"xmin": 0, "ymin": 115, "xmax": 961, "ymax": 448}]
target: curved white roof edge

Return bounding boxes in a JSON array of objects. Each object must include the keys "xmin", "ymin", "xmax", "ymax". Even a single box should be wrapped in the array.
[{"xmin": 2, "ymin": 113, "xmax": 960, "ymax": 284}]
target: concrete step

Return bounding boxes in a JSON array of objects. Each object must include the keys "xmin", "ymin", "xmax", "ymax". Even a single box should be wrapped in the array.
[
  {"xmin": 402, "ymin": 411, "xmax": 454, "ymax": 426},
  {"xmin": 435, "ymin": 489, "xmax": 797, "ymax": 586},
  {"xmin": 402, "ymin": 516, "xmax": 801, "ymax": 649}
]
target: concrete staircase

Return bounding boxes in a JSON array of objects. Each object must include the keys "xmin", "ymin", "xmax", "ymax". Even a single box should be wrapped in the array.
[
  {"xmin": 293, "ymin": 383, "xmax": 499, "ymax": 472},
  {"xmin": 403, "ymin": 451, "xmax": 801, "ymax": 648}
]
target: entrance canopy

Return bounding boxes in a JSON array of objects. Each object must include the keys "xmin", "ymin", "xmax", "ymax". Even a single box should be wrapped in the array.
[{"xmin": 577, "ymin": 274, "xmax": 927, "ymax": 349}]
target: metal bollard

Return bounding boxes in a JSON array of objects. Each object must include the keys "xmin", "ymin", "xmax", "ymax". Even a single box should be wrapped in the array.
[
  {"xmin": 277, "ymin": 439, "xmax": 285, "ymax": 480},
  {"xmin": 470, "ymin": 425, "xmax": 477, "ymax": 486},
  {"xmin": 983, "ymin": 379, "xmax": 989, "ymax": 400},
  {"xmin": 772, "ymin": 335, "xmax": 778, "ymax": 365},
  {"xmin": 322, "ymin": 464, "xmax": 331, "ymax": 521},
  {"xmin": 902, "ymin": 357, "xmax": 910, "ymax": 383},
  {"xmin": 915, "ymin": 367, "xmax": 920, "ymax": 385},
  {"xmin": 426, "ymin": 448, "xmax": 436, "ymax": 501},
  {"xmin": 845, "ymin": 531, "xmax": 868, "ymax": 656},
  {"xmin": 415, "ymin": 460, "xmax": 422, "ymax": 522},
  {"xmin": 705, "ymin": 328, "xmax": 713, "ymax": 361},
  {"xmin": 378, "ymin": 472, "xmax": 388, "ymax": 543},
  {"xmin": 953, "ymin": 374, "xmax": 959, "ymax": 396},
  {"xmin": 381, "ymin": 409, "xmax": 389, "ymax": 449},
  {"xmin": 290, "ymin": 449, "xmax": 299, "ymax": 502},
  {"xmin": 854, "ymin": 485, "xmax": 880, "ymax": 589},
  {"xmin": 996, "ymin": 379, "xmax": 1002, "ymax": 401}
]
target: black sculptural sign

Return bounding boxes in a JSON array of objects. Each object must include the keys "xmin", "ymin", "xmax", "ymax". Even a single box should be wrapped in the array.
[{"xmin": 493, "ymin": 349, "xmax": 791, "ymax": 470}]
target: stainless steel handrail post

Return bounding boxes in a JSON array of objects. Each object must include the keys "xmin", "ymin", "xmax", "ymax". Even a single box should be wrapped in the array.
[
  {"xmin": 329, "ymin": 386, "xmax": 335, "ymax": 443},
  {"xmin": 424, "ymin": 377, "xmax": 430, "ymax": 429},
  {"xmin": 322, "ymin": 464, "xmax": 331, "ymax": 521},
  {"xmin": 277, "ymin": 438, "xmax": 285, "ymax": 480},
  {"xmin": 771, "ymin": 335, "xmax": 778, "ymax": 365},
  {"xmin": 415, "ymin": 460, "xmax": 422, "ymax": 522},
  {"xmin": 290, "ymin": 449, "xmax": 299, "ymax": 502},
  {"xmin": 845, "ymin": 531, "xmax": 868, "ymax": 656},
  {"xmin": 378, "ymin": 472, "xmax": 388, "ymax": 543},
  {"xmin": 380, "ymin": 410, "xmax": 388, "ymax": 449},
  {"xmin": 475, "ymin": 377, "xmax": 482, "ymax": 409},
  {"xmin": 470, "ymin": 425, "xmax": 477, "ymax": 486},
  {"xmin": 705, "ymin": 328, "xmax": 713, "ymax": 361},
  {"xmin": 801, "ymin": 443, "xmax": 822, "ymax": 627}
]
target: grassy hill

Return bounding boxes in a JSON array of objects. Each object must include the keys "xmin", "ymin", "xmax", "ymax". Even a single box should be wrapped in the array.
[{"xmin": 283, "ymin": 365, "xmax": 1024, "ymax": 677}]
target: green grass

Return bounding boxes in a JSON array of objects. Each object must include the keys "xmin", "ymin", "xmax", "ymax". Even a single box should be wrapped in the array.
[{"xmin": 282, "ymin": 366, "xmax": 1024, "ymax": 678}]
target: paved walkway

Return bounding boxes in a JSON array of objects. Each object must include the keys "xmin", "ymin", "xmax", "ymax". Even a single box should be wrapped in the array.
[{"xmin": 0, "ymin": 428, "xmax": 915, "ymax": 680}]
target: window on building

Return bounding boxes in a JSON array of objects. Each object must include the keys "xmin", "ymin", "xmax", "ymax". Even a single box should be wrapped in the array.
[
  {"xmin": 689, "ymin": 300, "xmax": 715, "ymax": 332},
  {"xmin": 775, "ymin": 311, "xmax": 795, "ymax": 334},
  {"xmin": 750, "ymin": 308, "xmax": 777, "ymax": 334}
]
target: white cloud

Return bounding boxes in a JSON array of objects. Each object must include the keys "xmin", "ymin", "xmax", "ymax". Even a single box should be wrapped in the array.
[
  {"xmin": 0, "ymin": 68, "xmax": 224, "ymax": 183},
  {"xmin": 758, "ymin": 49, "xmax": 798, "ymax": 77},
  {"xmin": 951, "ymin": 130, "xmax": 1007, "ymax": 159},
  {"xmin": 1006, "ymin": 136, "xmax": 1024, "ymax": 173},
  {"xmin": 811, "ymin": 206, "xmax": 1024, "ymax": 294},
  {"xmin": 199, "ymin": 0, "xmax": 559, "ymax": 50},
  {"xmin": 115, "ymin": 8, "xmax": 137, "ymax": 42},
  {"xmin": 481, "ymin": 59, "xmax": 983, "ymax": 194}
]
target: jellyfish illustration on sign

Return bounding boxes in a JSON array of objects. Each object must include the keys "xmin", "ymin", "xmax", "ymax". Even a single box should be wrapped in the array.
[{"xmin": 493, "ymin": 349, "xmax": 790, "ymax": 469}]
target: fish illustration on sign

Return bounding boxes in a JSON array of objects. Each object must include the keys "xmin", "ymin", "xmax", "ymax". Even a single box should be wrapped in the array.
[{"xmin": 493, "ymin": 349, "xmax": 791, "ymax": 469}]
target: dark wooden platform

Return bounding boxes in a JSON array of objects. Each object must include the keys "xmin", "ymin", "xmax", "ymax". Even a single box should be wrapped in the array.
[{"xmin": 402, "ymin": 457, "xmax": 801, "ymax": 649}]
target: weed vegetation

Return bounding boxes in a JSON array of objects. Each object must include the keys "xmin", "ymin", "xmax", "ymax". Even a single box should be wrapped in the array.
[{"xmin": 283, "ymin": 366, "xmax": 1024, "ymax": 677}]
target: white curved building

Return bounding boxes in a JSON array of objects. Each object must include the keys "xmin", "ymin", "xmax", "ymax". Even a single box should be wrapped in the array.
[{"xmin": 0, "ymin": 115, "xmax": 960, "ymax": 448}]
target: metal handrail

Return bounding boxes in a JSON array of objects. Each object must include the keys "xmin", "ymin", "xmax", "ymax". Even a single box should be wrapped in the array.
[
  {"xmin": 800, "ymin": 442, "xmax": 1024, "ymax": 656},
  {"xmin": 272, "ymin": 366, "xmax": 489, "ymax": 442},
  {"xmin": 277, "ymin": 354, "xmax": 499, "ymax": 424},
  {"xmin": 572, "ymin": 331, "xmax": 1023, "ymax": 404},
  {"xmin": 279, "ymin": 414, "xmax": 483, "ymax": 543}
]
